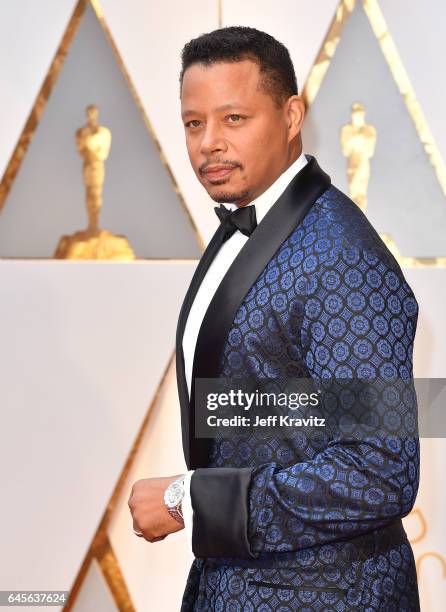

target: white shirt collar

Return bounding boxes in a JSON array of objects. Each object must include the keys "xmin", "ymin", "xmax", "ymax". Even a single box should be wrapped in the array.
[{"xmin": 224, "ymin": 150, "xmax": 308, "ymax": 223}]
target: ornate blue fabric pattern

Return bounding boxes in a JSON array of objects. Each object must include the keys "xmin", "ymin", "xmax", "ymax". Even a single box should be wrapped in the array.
[{"xmin": 181, "ymin": 184, "xmax": 420, "ymax": 611}]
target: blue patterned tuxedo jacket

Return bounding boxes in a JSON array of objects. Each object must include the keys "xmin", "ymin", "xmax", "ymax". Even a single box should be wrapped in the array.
[{"xmin": 175, "ymin": 155, "xmax": 420, "ymax": 610}]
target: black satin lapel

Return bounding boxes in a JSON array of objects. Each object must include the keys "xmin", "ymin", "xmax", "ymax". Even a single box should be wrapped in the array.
[
  {"xmin": 189, "ymin": 154, "xmax": 331, "ymax": 467},
  {"xmin": 175, "ymin": 224, "xmax": 227, "ymax": 468}
]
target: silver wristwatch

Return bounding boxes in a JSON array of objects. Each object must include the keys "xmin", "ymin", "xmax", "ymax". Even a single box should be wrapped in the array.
[{"xmin": 163, "ymin": 475, "xmax": 185, "ymax": 524}]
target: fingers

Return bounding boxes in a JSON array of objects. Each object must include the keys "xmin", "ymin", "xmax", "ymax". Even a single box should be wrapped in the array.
[
  {"xmin": 132, "ymin": 520, "xmax": 144, "ymax": 537},
  {"xmin": 151, "ymin": 535, "xmax": 167, "ymax": 542},
  {"xmin": 132, "ymin": 522, "xmax": 167, "ymax": 542}
]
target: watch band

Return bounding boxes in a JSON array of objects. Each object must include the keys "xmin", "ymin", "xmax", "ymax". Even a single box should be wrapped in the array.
[
  {"xmin": 164, "ymin": 475, "xmax": 185, "ymax": 524},
  {"xmin": 166, "ymin": 502, "xmax": 184, "ymax": 524}
]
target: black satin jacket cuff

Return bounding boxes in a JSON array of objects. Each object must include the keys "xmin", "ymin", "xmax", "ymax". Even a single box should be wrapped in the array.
[{"xmin": 190, "ymin": 466, "xmax": 258, "ymax": 558}]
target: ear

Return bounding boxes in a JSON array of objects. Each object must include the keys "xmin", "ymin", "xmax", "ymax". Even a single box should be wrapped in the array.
[{"xmin": 285, "ymin": 95, "xmax": 305, "ymax": 142}]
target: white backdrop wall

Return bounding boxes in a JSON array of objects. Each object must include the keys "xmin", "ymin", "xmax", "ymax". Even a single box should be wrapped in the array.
[{"xmin": 1, "ymin": 1, "xmax": 445, "ymax": 611}]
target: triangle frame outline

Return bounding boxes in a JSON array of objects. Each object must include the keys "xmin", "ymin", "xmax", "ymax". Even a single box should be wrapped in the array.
[
  {"xmin": 301, "ymin": 0, "xmax": 446, "ymax": 267},
  {"xmin": 0, "ymin": 0, "xmax": 205, "ymax": 253}
]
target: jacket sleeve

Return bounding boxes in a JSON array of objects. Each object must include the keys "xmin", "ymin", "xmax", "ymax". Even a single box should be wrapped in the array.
[{"xmin": 189, "ymin": 244, "xmax": 420, "ymax": 558}]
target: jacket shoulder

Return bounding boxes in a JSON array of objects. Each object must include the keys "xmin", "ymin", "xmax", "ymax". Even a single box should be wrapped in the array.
[
  {"xmin": 281, "ymin": 183, "xmax": 418, "ymax": 309},
  {"xmin": 308, "ymin": 184, "xmax": 403, "ymax": 272}
]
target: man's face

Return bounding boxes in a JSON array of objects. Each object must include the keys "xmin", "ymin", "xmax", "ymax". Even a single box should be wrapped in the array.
[{"xmin": 180, "ymin": 59, "xmax": 292, "ymax": 206}]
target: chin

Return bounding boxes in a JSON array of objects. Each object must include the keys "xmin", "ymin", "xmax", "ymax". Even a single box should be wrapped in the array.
[
  {"xmin": 211, "ymin": 192, "xmax": 249, "ymax": 204},
  {"xmin": 206, "ymin": 186, "xmax": 250, "ymax": 204}
]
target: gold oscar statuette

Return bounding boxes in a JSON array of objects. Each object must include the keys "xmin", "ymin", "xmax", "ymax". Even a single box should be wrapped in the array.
[
  {"xmin": 54, "ymin": 104, "xmax": 135, "ymax": 260},
  {"xmin": 340, "ymin": 102, "xmax": 376, "ymax": 213}
]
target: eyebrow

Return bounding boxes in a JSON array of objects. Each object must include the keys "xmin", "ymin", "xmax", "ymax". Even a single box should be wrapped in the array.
[{"xmin": 181, "ymin": 103, "xmax": 249, "ymax": 119}]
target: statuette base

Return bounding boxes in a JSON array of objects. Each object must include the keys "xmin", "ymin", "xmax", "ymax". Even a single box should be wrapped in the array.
[{"xmin": 54, "ymin": 229, "xmax": 135, "ymax": 261}]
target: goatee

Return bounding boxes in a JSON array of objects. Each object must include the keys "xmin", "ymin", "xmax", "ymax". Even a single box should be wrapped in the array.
[{"xmin": 210, "ymin": 190, "xmax": 250, "ymax": 204}]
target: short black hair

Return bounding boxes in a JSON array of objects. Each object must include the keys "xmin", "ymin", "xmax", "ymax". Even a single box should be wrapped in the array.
[{"xmin": 179, "ymin": 26, "xmax": 298, "ymax": 108}]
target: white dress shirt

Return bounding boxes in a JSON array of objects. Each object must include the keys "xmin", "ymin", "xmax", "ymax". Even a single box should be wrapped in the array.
[{"xmin": 181, "ymin": 150, "xmax": 309, "ymax": 551}]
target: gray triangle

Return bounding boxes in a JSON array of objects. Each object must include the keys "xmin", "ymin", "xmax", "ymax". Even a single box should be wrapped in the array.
[
  {"xmin": 0, "ymin": 3, "xmax": 201, "ymax": 258},
  {"xmin": 302, "ymin": 3, "xmax": 446, "ymax": 257}
]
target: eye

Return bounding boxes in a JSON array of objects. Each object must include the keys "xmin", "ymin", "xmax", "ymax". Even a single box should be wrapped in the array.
[
  {"xmin": 185, "ymin": 119, "xmax": 202, "ymax": 129},
  {"xmin": 227, "ymin": 114, "xmax": 244, "ymax": 122}
]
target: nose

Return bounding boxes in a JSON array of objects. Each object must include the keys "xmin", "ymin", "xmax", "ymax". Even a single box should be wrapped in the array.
[{"xmin": 200, "ymin": 120, "xmax": 228, "ymax": 157}]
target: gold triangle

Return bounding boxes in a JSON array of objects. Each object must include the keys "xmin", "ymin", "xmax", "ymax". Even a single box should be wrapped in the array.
[
  {"xmin": 0, "ymin": 0, "xmax": 204, "ymax": 252},
  {"xmin": 302, "ymin": 0, "xmax": 446, "ymax": 268}
]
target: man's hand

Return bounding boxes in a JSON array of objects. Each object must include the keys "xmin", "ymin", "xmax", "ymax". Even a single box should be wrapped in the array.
[{"xmin": 128, "ymin": 474, "xmax": 185, "ymax": 543}]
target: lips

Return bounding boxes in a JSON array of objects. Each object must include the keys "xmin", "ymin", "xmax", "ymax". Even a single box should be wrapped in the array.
[{"xmin": 202, "ymin": 165, "xmax": 237, "ymax": 179}]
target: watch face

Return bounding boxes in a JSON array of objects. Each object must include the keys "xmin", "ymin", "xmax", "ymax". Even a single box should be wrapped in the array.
[{"xmin": 164, "ymin": 480, "xmax": 184, "ymax": 508}]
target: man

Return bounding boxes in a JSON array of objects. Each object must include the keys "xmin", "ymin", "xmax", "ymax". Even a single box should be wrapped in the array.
[{"xmin": 128, "ymin": 26, "xmax": 420, "ymax": 611}]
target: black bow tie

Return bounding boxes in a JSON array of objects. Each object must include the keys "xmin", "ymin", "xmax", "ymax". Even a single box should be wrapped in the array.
[{"xmin": 214, "ymin": 203, "xmax": 257, "ymax": 241}]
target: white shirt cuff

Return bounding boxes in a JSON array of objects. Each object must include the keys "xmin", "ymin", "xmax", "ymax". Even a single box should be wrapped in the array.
[{"xmin": 182, "ymin": 469, "xmax": 195, "ymax": 552}]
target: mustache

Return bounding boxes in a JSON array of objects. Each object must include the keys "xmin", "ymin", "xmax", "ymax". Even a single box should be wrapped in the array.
[{"xmin": 199, "ymin": 159, "xmax": 243, "ymax": 174}]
